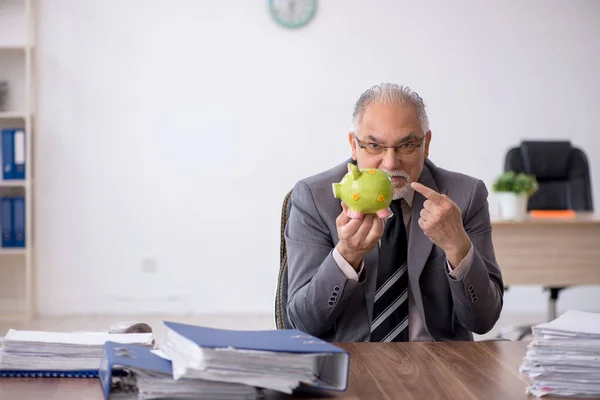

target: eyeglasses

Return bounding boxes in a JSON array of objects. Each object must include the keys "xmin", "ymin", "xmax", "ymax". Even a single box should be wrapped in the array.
[{"xmin": 353, "ymin": 134, "xmax": 426, "ymax": 156}]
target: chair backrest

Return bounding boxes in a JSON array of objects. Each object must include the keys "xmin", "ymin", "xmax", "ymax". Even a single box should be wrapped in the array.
[
  {"xmin": 275, "ymin": 188, "xmax": 294, "ymax": 330},
  {"xmin": 504, "ymin": 140, "xmax": 593, "ymax": 211}
]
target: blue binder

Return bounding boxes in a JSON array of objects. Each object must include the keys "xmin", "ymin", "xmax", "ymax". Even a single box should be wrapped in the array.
[
  {"xmin": 163, "ymin": 321, "xmax": 350, "ymax": 391},
  {"xmin": 2, "ymin": 129, "xmax": 14, "ymax": 180},
  {"xmin": 12, "ymin": 196, "xmax": 25, "ymax": 247},
  {"xmin": 1, "ymin": 128, "xmax": 25, "ymax": 180},
  {"xmin": 99, "ymin": 341, "xmax": 171, "ymax": 399},
  {"xmin": 1, "ymin": 197, "xmax": 12, "ymax": 247},
  {"xmin": 0, "ymin": 370, "xmax": 98, "ymax": 378},
  {"xmin": 12, "ymin": 129, "xmax": 25, "ymax": 180}
]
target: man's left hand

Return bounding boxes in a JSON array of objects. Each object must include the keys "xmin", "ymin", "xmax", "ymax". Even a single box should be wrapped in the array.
[{"xmin": 411, "ymin": 182, "xmax": 472, "ymax": 268}]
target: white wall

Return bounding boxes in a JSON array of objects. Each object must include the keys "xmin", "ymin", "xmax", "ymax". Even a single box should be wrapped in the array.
[{"xmin": 30, "ymin": 0, "xmax": 600, "ymax": 316}]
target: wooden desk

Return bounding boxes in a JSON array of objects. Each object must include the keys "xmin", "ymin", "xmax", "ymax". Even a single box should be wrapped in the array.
[
  {"xmin": 1, "ymin": 341, "xmax": 588, "ymax": 400},
  {"xmin": 491, "ymin": 212, "xmax": 600, "ymax": 286}
]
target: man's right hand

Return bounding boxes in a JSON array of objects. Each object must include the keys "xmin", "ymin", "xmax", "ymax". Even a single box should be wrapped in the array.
[{"xmin": 336, "ymin": 202, "xmax": 386, "ymax": 271}]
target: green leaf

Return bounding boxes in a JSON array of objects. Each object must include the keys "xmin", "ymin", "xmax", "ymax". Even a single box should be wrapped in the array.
[{"xmin": 492, "ymin": 170, "xmax": 538, "ymax": 195}]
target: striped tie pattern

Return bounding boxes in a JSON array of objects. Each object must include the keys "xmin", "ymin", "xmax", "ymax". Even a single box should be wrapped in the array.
[{"xmin": 370, "ymin": 199, "xmax": 409, "ymax": 342}]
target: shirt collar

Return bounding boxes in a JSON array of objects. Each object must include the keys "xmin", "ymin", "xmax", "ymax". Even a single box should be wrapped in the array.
[{"xmin": 401, "ymin": 186, "xmax": 415, "ymax": 209}]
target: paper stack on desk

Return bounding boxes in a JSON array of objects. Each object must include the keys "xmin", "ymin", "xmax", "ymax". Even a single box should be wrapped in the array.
[
  {"xmin": 519, "ymin": 310, "xmax": 600, "ymax": 398},
  {"xmin": 0, "ymin": 329, "xmax": 154, "ymax": 377},
  {"xmin": 159, "ymin": 321, "xmax": 350, "ymax": 395},
  {"xmin": 100, "ymin": 341, "xmax": 260, "ymax": 400}
]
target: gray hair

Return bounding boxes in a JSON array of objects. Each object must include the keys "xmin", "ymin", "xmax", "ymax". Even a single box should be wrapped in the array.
[{"xmin": 351, "ymin": 83, "xmax": 430, "ymax": 133}]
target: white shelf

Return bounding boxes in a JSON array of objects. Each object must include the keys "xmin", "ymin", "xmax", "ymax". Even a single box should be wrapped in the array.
[
  {"xmin": 0, "ymin": 45, "xmax": 27, "ymax": 51},
  {"xmin": 0, "ymin": 180, "xmax": 27, "ymax": 187},
  {"xmin": 0, "ymin": 0, "xmax": 35, "ymax": 322},
  {"xmin": 0, "ymin": 111, "xmax": 27, "ymax": 120},
  {"xmin": 0, "ymin": 248, "xmax": 26, "ymax": 256},
  {"xmin": 0, "ymin": 312, "xmax": 28, "ymax": 322}
]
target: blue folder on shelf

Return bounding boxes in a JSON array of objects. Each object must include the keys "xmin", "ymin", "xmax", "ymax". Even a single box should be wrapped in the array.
[
  {"xmin": 2, "ymin": 129, "xmax": 14, "ymax": 180},
  {"xmin": 12, "ymin": 196, "xmax": 25, "ymax": 247},
  {"xmin": 1, "ymin": 197, "xmax": 12, "ymax": 247},
  {"xmin": 1, "ymin": 128, "xmax": 25, "ymax": 180},
  {"xmin": 0, "ymin": 196, "xmax": 25, "ymax": 248},
  {"xmin": 163, "ymin": 321, "xmax": 350, "ymax": 392}
]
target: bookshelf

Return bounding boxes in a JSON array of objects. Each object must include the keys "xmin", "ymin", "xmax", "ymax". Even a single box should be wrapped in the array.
[{"xmin": 0, "ymin": 0, "xmax": 35, "ymax": 321}]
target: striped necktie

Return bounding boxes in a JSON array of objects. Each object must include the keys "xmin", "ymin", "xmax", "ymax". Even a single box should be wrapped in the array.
[{"xmin": 370, "ymin": 199, "xmax": 409, "ymax": 342}]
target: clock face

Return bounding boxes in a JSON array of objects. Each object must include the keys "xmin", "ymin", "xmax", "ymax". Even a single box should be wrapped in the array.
[{"xmin": 268, "ymin": 0, "xmax": 317, "ymax": 29}]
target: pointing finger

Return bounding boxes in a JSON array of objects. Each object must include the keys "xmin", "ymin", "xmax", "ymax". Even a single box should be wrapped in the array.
[{"xmin": 411, "ymin": 182, "xmax": 442, "ymax": 203}]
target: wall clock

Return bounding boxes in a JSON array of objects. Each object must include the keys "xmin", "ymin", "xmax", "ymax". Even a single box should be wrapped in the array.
[{"xmin": 268, "ymin": 0, "xmax": 317, "ymax": 29}]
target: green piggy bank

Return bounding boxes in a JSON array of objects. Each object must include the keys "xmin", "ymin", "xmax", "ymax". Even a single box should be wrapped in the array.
[{"xmin": 332, "ymin": 163, "xmax": 393, "ymax": 214}]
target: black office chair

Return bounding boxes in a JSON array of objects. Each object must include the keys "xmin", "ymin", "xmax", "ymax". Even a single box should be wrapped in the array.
[
  {"xmin": 275, "ymin": 189, "xmax": 293, "ymax": 330},
  {"xmin": 500, "ymin": 140, "xmax": 593, "ymax": 339}
]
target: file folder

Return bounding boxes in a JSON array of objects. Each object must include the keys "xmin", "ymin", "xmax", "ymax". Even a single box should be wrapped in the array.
[
  {"xmin": 1, "ymin": 129, "xmax": 14, "ymax": 180},
  {"xmin": 99, "ymin": 341, "xmax": 170, "ymax": 399},
  {"xmin": 164, "ymin": 321, "xmax": 350, "ymax": 392},
  {"xmin": 99, "ymin": 342, "xmax": 260, "ymax": 400},
  {"xmin": 12, "ymin": 196, "xmax": 25, "ymax": 247},
  {"xmin": 0, "ymin": 370, "xmax": 99, "ymax": 378},
  {"xmin": 1, "ymin": 128, "xmax": 25, "ymax": 180},
  {"xmin": 13, "ymin": 129, "xmax": 25, "ymax": 180},
  {"xmin": 1, "ymin": 197, "xmax": 12, "ymax": 247}
]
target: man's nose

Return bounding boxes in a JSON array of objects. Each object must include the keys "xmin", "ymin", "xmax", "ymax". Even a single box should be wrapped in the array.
[{"xmin": 380, "ymin": 148, "xmax": 401, "ymax": 170}]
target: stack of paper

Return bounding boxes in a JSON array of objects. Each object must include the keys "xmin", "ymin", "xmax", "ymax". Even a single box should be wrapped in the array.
[
  {"xmin": 135, "ymin": 369, "xmax": 260, "ymax": 400},
  {"xmin": 520, "ymin": 310, "xmax": 600, "ymax": 398},
  {"xmin": 101, "ymin": 341, "xmax": 260, "ymax": 400},
  {"xmin": 0, "ymin": 329, "xmax": 154, "ymax": 376},
  {"xmin": 159, "ymin": 321, "xmax": 349, "ymax": 395}
]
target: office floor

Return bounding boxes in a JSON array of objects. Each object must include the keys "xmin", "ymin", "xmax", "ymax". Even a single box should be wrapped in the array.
[{"xmin": 0, "ymin": 312, "xmax": 542, "ymax": 343}]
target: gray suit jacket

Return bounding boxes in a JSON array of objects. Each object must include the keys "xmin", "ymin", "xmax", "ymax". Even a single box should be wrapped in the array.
[{"xmin": 284, "ymin": 158, "xmax": 504, "ymax": 342}]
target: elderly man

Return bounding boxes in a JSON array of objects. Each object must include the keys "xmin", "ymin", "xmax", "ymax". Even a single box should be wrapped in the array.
[{"xmin": 284, "ymin": 83, "xmax": 504, "ymax": 342}]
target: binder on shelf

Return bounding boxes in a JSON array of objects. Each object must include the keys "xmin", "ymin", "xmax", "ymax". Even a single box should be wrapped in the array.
[
  {"xmin": 13, "ymin": 129, "xmax": 25, "ymax": 180},
  {"xmin": 12, "ymin": 196, "xmax": 25, "ymax": 247},
  {"xmin": 2, "ymin": 129, "xmax": 14, "ymax": 180},
  {"xmin": 1, "ymin": 197, "xmax": 12, "ymax": 247},
  {"xmin": 1, "ymin": 128, "xmax": 26, "ymax": 181}
]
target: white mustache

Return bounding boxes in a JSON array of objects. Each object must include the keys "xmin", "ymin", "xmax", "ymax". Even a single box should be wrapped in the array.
[{"xmin": 383, "ymin": 170, "xmax": 411, "ymax": 180}]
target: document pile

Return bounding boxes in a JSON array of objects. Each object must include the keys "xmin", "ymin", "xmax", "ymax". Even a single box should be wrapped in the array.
[
  {"xmin": 520, "ymin": 310, "xmax": 600, "ymax": 398},
  {"xmin": 102, "ymin": 322, "xmax": 349, "ymax": 399},
  {"xmin": 100, "ymin": 341, "xmax": 260, "ymax": 400},
  {"xmin": 159, "ymin": 321, "xmax": 350, "ymax": 395},
  {"xmin": 0, "ymin": 329, "xmax": 154, "ymax": 377}
]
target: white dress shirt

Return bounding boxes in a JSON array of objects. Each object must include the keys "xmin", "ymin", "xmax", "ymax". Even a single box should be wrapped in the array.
[{"xmin": 333, "ymin": 187, "xmax": 474, "ymax": 341}]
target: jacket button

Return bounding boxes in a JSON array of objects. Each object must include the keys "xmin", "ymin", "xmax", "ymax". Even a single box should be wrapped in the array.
[
  {"xmin": 334, "ymin": 286, "xmax": 341, "ymax": 292},
  {"xmin": 328, "ymin": 301, "xmax": 334, "ymax": 306}
]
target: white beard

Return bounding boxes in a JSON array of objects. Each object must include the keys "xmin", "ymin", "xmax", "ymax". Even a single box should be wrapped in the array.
[{"xmin": 383, "ymin": 169, "xmax": 412, "ymax": 200}]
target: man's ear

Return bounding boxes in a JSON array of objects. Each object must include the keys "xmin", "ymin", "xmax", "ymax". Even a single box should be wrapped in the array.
[
  {"xmin": 349, "ymin": 132, "xmax": 358, "ymax": 160},
  {"xmin": 424, "ymin": 130, "xmax": 432, "ymax": 158}
]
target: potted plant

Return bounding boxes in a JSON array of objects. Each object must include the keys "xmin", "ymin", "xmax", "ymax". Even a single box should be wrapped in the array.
[{"xmin": 492, "ymin": 171, "xmax": 539, "ymax": 220}]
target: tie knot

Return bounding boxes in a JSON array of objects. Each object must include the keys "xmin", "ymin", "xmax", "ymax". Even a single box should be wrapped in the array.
[{"xmin": 390, "ymin": 199, "xmax": 403, "ymax": 214}]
